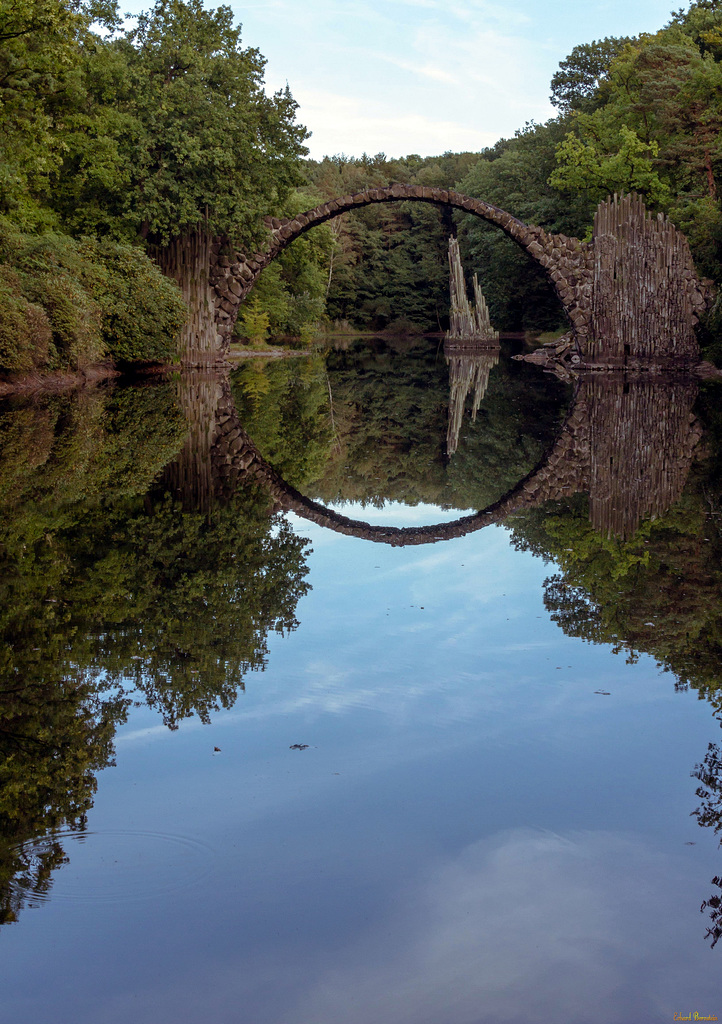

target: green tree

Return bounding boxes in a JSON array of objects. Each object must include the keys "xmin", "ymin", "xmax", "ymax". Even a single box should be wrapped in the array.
[
  {"xmin": 49, "ymin": 0, "xmax": 308, "ymax": 360},
  {"xmin": 549, "ymin": 122, "xmax": 672, "ymax": 208},
  {"xmin": 550, "ymin": 36, "xmax": 633, "ymax": 113},
  {"xmin": 549, "ymin": 5, "xmax": 722, "ymax": 282},
  {"xmin": 0, "ymin": 0, "xmax": 84, "ymax": 229},
  {"xmin": 0, "ymin": 380, "xmax": 314, "ymax": 921},
  {"xmin": 455, "ymin": 120, "xmax": 588, "ymax": 331}
]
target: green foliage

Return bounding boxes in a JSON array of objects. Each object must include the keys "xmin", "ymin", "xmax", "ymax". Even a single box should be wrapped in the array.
[
  {"xmin": 550, "ymin": 36, "xmax": 634, "ymax": 113},
  {"xmin": 0, "ymin": 384, "xmax": 186, "ymax": 544},
  {"xmin": 0, "ymin": 0, "xmax": 84, "ymax": 229},
  {"xmin": 0, "ymin": 0, "xmax": 307, "ymax": 368},
  {"xmin": 549, "ymin": 4, "xmax": 722, "ymax": 283},
  {"xmin": 239, "ymin": 302, "xmax": 271, "ymax": 344},
  {"xmin": 49, "ymin": 0, "xmax": 308, "ymax": 248},
  {"xmin": 455, "ymin": 121, "xmax": 587, "ymax": 331},
  {"xmin": 549, "ymin": 123, "xmax": 672, "ymax": 208},
  {"xmin": 308, "ymin": 339, "xmax": 569, "ymax": 510},
  {"xmin": 0, "ymin": 379, "xmax": 313, "ymax": 918},
  {"xmin": 0, "ymin": 222, "xmax": 186, "ymax": 371},
  {"xmin": 0, "ymin": 381, "xmax": 312, "ymax": 726},
  {"xmin": 303, "ymin": 153, "xmax": 477, "ymax": 333},
  {"xmin": 232, "ymin": 355, "xmax": 333, "ymax": 487},
  {"xmin": 508, "ymin": 439, "xmax": 722, "ymax": 702},
  {"xmin": 0, "ymin": 266, "xmax": 52, "ymax": 372},
  {"xmin": 84, "ymin": 239, "xmax": 187, "ymax": 362}
]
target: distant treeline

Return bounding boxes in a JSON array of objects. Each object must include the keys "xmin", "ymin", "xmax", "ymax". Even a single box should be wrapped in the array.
[{"xmin": 1, "ymin": 1, "xmax": 721, "ymax": 372}]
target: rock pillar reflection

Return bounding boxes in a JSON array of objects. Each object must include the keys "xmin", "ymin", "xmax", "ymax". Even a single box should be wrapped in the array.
[
  {"xmin": 445, "ymin": 340, "xmax": 500, "ymax": 456},
  {"xmin": 582, "ymin": 374, "xmax": 701, "ymax": 539},
  {"xmin": 162, "ymin": 371, "xmax": 229, "ymax": 512}
]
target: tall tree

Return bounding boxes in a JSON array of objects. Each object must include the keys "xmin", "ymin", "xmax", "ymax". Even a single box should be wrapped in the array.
[
  {"xmin": 550, "ymin": 36, "xmax": 633, "ymax": 113},
  {"xmin": 50, "ymin": 0, "xmax": 308, "ymax": 362}
]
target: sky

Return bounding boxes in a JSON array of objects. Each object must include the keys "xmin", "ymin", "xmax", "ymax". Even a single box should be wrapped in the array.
[
  {"xmin": 117, "ymin": 0, "xmax": 686, "ymax": 160},
  {"xmin": 222, "ymin": 0, "xmax": 680, "ymax": 159}
]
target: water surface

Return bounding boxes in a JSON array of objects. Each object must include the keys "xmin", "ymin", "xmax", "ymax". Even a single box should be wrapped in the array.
[{"xmin": 1, "ymin": 339, "xmax": 722, "ymax": 1023}]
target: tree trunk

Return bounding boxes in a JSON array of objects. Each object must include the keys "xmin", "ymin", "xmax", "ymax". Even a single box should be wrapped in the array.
[{"xmin": 154, "ymin": 232, "xmax": 227, "ymax": 366}]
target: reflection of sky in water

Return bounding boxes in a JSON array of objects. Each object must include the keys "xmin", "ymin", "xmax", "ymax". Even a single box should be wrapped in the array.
[{"xmin": 4, "ymin": 506, "xmax": 722, "ymax": 1023}]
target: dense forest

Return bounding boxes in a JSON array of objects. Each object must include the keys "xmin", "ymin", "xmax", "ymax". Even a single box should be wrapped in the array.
[
  {"xmin": 254, "ymin": 0, "xmax": 722, "ymax": 342},
  {"xmin": 1, "ymin": 0, "xmax": 721, "ymax": 371}
]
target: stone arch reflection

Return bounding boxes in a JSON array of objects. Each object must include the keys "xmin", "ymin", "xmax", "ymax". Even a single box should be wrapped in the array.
[{"xmin": 169, "ymin": 369, "xmax": 703, "ymax": 545}]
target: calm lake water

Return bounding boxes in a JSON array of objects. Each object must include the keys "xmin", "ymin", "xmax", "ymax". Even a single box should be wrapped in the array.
[{"xmin": 2, "ymin": 337, "xmax": 722, "ymax": 1023}]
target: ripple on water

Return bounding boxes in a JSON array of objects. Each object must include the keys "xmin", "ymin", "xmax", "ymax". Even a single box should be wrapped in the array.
[{"xmin": 8, "ymin": 829, "xmax": 215, "ymax": 905}]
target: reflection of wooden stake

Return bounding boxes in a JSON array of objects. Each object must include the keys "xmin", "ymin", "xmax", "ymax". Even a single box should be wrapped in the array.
[
  {"xmin": 445, "ymin": 237, "xmax": 499, "ymax": 455},
  {"xmin": 445, "ymin": 346, "xmax": 500, "ymax": 455}
]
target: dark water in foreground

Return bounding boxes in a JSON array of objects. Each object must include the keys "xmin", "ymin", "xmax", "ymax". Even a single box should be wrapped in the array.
[{"xmin": 2, "ymin": 338, "xmax": 722, "ymax": 1023}]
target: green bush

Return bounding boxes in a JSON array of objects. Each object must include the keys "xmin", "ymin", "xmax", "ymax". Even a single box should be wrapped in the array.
[
  {"xmin": 87, "ymin": 240, "xmax": 187, "ymax": 363},
  {"xmin": 0, "ymin": 266, "xmax": 53, "ymax": 373},
  {"xmin": 0, "ymin": 222, "xmax": 187, "ymax": 372}
]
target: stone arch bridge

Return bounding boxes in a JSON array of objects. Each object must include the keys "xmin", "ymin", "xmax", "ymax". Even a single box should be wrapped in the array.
[{"xmin": 205, "ymin": 187, "xmax": 711, "ymax": 367}]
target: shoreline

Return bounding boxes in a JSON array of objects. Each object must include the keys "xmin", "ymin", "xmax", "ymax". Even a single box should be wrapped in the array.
[
  {"xmin": 0, "ymin": 347, "xmax": 305, "ymax": 396},
  {"xmin": 0, "ymin": 362, "xmax": 122, "ymax": 397}
]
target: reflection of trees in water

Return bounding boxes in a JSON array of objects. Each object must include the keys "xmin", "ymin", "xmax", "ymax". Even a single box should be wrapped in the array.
[
  {"xmin": 692, "ymin": 744, "xmax": 722, "ymax": 948},
  {"xmin": 307, "ymin": 337, "xmax": 567, "ymax": 511},
  {"xmin": 508, "ymin": 378, "xmax": 722, "ymax": 951},
  {"xmin": 510, "ymin": 375, "xmax": 717, "ymax": 690},
  {"xmin": 1, "ymin": 355, "xmax": 720, "ymax": 937},
  {"xmin": 0, "ymin": 380, "xmax": 313, "ymax": 926}
]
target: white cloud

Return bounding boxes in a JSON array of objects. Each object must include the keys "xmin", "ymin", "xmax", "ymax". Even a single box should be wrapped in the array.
[
  {"xmin": 90, "ymin": 828, "xmax": 719, "ymax": 1024},
  {"xmin": 296, "ymin": 88, "xmax": 500, "ymax": 159},
  {"xmin": 375, "ymin": 53, "xmax": 461, "ymax": 85},
  {"xmin": 289, "ymin": 829, "xmax": 715, "ymax": 1023}
]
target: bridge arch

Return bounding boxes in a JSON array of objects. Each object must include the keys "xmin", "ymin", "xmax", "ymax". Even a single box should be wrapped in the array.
[{"xmin": 209, "ymin": 185, "xmax": 593, "ymax": 352}]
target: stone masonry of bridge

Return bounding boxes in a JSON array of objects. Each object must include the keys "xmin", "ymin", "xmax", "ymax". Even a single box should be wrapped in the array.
[
  {"xmin": 204, "ymin": 186, "xmax": 712, "ymax": 365},
  {"xmin": 206, "ymin": 185, "xmax": 594, "ymax": 355}
]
